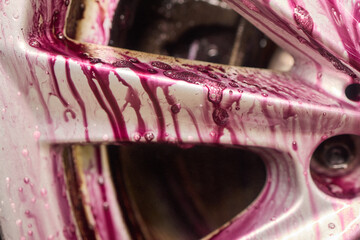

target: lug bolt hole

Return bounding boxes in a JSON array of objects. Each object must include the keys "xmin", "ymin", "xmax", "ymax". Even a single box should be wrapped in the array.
[
  {"xmin": 345, "ymin": 83, "xmax": 360, "ymax": 102},
  {"xmin": 310, "ymin": 134, "xmax": 360, "ymax": 199}
]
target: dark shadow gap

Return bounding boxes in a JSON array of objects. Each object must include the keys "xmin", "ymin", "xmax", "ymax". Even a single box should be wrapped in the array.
[{"xmin": 108, "ymin": 143, "xmax": 266, "ymax": 240}]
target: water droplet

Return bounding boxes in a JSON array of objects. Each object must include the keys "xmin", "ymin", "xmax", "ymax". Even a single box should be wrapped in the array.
[
  {"xmin": 11, "ymin": 203, "xmax": 16, "ymax": 211},
  {"xmin": 261, "ymin": 93, "xmax": 268, "ymax": 97},
  {"xmin": 292, "ymin": 141, "xmax": 298, "ymax": 151},
  {"xmin": 29, "ymin": 39, "xmax": 40, "ymax": 48},
  {"xmin": 102, "ymin": 134, "xmax": 109, "ymax": 141},
  {"xmin": 208, "ymin": 73, "xmax": 218, "ymax": 79},
  {"xmin": 103, "ymin": 201, "xmax": 109, "ymax": 210},
  {"xmin": 164, "ymin": 70, "xmax": 200, "ymax": 83},
  {"xmin": 151, "ymin": 61, "xmax": 172, "ymax": 70},
  {"xmin": 56, "ymin": 32, "xmax": 64, "ymax": 40},
  {"xmin": 209, "ymin": 93, "xmax": 217, "ymax": 101},
  {"xmin": 25, "ymin": 210, "xmax": 31, "ymax": 216},
  {"xmin": 64, "ymin": 0, "xmax": 69, "ymax": 6},
  {"xmin": 152, "ymin": 61, "xmax": 172, "ymax": 70},
  {"xmin": 48, "ymin": 235, "xmax": 54, "ymax": 240},
  {"xmin": 40, "ymin": 188, "xmax": 47, "ymax": 196},
  {"xmin": 144, "ymin": 132, "xmax": 155, "ymax": 142},
  {"xmin": 22, "ymin": 149, "xmax": 29, "ymax": 157},
  {"xmin": 13, "ymin": 11, "xmax": 19, "ymax": 19},
  {"xmin": 212, "ymin": 108, "xmax": 229, "ymax": 126},
  {"xmin": 133, "ymin": 133, "xmax": 141, "ymax": 142},
  {"xmin": 16, "ymin": 219, "xmax": 22, "ymax": 226},
  {"xmin": 89, "ymin": 58, "xmax": 103, "ymax": 64},
  {"xmin": 171, "ymin": 104, "xmax": 181, "ymax": 114},
  {"xmin": 197, "ymin": 67, "xmax": 208, "ymax": 73},
  {"xmin": 229, "ymin": 82, "xmax": 239, "ymax": 88},
  {"xmin": 147, "ymin": 68, "xmax": 157, "ymax": 74},
  {"xmin": 28, "ymin": 223, "xmax": 32, "ymax": 228},
  {"xmin": 129, "ymin": 58, "xmax": 139, "ymax": 63},
  {"xmin": 322, "ymin": 112, "xmax": 326, "ymax": 116},
  {"xmin": 33, "ymin": 131, "xmax": 41, "ymax": 141},
  {"xmin": 97, "ymin": 176, "xmax": 104, "ymax": 185},
  {"xmin": 294, "ymin": 6, "xmax": 314, "ymax": 34},
  {"xmin": 18, "ymin": 187, "xmax": 23, "ymax": 193},
  {"xmin": 28, "ymin": 230, "xmax": 33, "ymax": 236},
  {"xmin": 328, "ymin": 222, "xmax": 335, "ymax": 229}
]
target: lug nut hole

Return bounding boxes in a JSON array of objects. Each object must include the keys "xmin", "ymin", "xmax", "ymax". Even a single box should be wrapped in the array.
[
  {"xmin": 345, "ymin": 83, "xmax": 360, "ymax": 102},
  {"xmin": 310, "ymin": 135, "xmax": 360, "ymax": 199}
]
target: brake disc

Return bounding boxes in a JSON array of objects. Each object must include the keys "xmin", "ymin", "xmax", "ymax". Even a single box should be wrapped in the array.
[{"xmin": 1, "ymin": 0, "xmax": 360, "ymax": 240}]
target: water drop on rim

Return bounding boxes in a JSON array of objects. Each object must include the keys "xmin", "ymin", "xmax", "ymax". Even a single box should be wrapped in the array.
[
  {"xmin": 56, "ymin": 32, "xmax": 65, "ymax": 40},
  {"xmin": 147, "ymin": 68, "xmax": 157, "ymax": 74},
  {"xmin": 171, "ymin": 104, "xmax": 181, "ymax": 114},
  {"xmin": 40, "ymin": 188, "xmax": 47, "ymax": 196},
  {"xmin": 151, "ymin": 61, "xmax": 172, "ymax": 70},
  {"xmin": 229, "ymin": 82, "xmax": 239, "ymax": 88},
  {"xmin": 97, "ymin": 176, "xmax": 104, "ymax": 185},
  {"xmin": 33, "ymin": 130, "xmax": 41, "ymax": 141},
  {"xmin": 212, "ymin": 108, "xmax": 229, "ymax": 126},
  {"xmin": 103, "ymin": 201, "xmax": 109, "ymax": 210},
  {"xmin": 29, "ymin": 39, "xmax": 40, "ymax": 48},
  {"xmin": 12, "ymin": 11, "xmax": 19, "ymax": 19},
  {"xmin": 328, "ymin": 223, "xmax": 336, "ymax": 229},
  {"xmin": 133, "ymin": 133, "xmax": 141, "ymax": 142},
  {"xmin": 129, "ymin": 58, "xmax": 139, "ymax": 63},
  {"xmin": 22, "ymin": 149, "xmax": 29, "ymax": 157},
  {"xmin": 144, "ymin": 132, "xmax": 155, "ymax": 142},
  {"xmin": 102, "ymin": 134, "xmax": 109, "ymax": 141},
  {"xmin": 292, "ymin": 141, "xmax": 298, "ymax": 151},
  {"xmin": 208, "ymin": 73, "xmax": 218, "ymax": 79}
]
